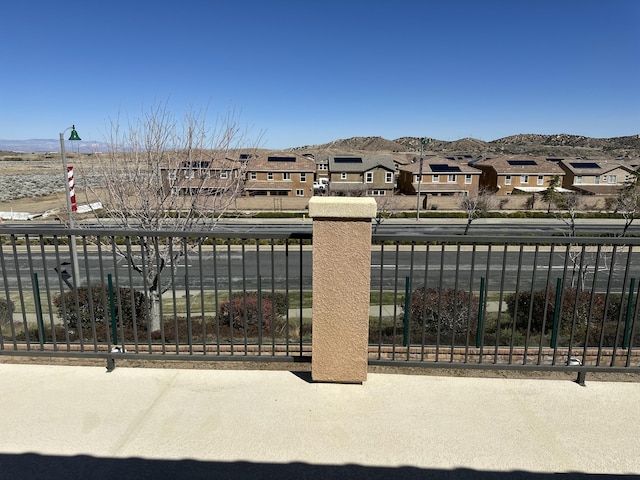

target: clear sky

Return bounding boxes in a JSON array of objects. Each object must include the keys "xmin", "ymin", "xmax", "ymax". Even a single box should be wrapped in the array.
[{"xmin": 1, "ymin": 0, "xmax": 638, "ymax": 149}]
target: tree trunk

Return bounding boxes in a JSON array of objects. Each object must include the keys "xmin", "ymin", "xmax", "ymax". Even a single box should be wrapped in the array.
[
  {"xmin": 149, "ymin": 289, "xmax": 162, "ymax": 332},
  {"xmin": 464, "ymin": 218, "xmax": 472, "ymax": 235}
]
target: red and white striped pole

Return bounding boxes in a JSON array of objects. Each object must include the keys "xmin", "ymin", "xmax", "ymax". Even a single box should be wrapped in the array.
[{"xmin": 67, "ymin": 166, "xmax": 77, "ymax": 212}]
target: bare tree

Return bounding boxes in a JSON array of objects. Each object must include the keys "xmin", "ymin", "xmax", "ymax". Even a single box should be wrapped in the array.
[
  {"xmin": 553, "ymin": 191, "xmax": 582, "ymax": 237},
  {"xmin": 541, "ymin": 175, "xmax": 562, "ymax": 214},
  {"xmin": 553, "ymin": 192, "xmax": 584, "ymax": 287},
  {"xmin": 81, "ymin": 103, "xmax": 260, "ymax": 330},
  {"xmin": 616, "ymin": 170, "xmax": 640, "ymax": 237},
  {"xmin": 460, "ymin": 189, "xmax": 494, "ymax": 235},
  {"xmin": 373, "ymin": 196, "xmax": 397, "ymax": 233}
]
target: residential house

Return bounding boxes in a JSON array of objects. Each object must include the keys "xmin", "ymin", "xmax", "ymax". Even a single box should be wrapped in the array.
[
  {"xmin": 328, "ymin": 155, "xmax": 397, "ymax": 196},
  {"xmin": 556, "ymin": 159, "xmax": 638, "ymax": 195},
  {"xmin": 161, "ymin": 156, "xmax": 244, "ymax": 196},
  {"xmin": 397, "ymin": 157, "xmax": 481, "ymax": 200},
  {"xmin": 244, "ymin": 151, "xmax": 316, "ymax": 197},
  {"xmin": 472, "ymin": 156, "xmax": 565, "ymax": 196}
]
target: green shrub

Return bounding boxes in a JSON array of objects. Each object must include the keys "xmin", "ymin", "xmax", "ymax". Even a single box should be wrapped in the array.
[
  {"xmin": 505, "ymin": 289, "xmax": 624, "ymax": 345},
  {"xmin": 53, "ymin": 285, "xmax": 150, "ymax": 330},
  {"xmin": 407, "ymin": 287, "xmax": 479, "ymax": 337},
  {"xmin": 0, "ymin": 297, "xmax": 14, "ymax": 326}
]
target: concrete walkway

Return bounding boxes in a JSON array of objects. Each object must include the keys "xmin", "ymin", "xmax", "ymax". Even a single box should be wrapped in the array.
[{"xmin": 0, "ymin": 363, "xmax": 638, "ymax": 479}]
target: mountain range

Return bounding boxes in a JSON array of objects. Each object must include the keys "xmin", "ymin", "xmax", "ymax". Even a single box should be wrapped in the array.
[
  {"xmin": 290, "ymin": 133, "xmax": 640, "ymax": 160},
  {"xmin": 1, "ymin": 133, "xmax": 639, "ymax": 159}
]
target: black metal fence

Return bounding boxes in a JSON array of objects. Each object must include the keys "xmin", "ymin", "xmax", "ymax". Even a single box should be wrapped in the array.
[
  {"xmin": 369, "ymin": 234, "xmax": 640, "ymax": 375},
  {"xmin": 1, "ymin": 226, "xmax": 639, "ymax": 375},
  {"xmin": 0, "ymin": 227, "xmax": 312, "ymax": 367}
]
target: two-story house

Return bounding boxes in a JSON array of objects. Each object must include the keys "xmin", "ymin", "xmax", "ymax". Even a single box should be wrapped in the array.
[
  {"xmin": 243, "ymin": 151, "xmax": 316, "ymax": 197},
  {"xmin": 556, "ymin": 159, "xmax": 638, "ymax": 195},
  {"xmin": 328, "ymin": 155, "xmax": 396, "ymax": 196},
  {"xmin": 472, "ymin": 157, "xmax": 565, "ymax": 195},
  {"xmin": 161, "ymin": 156, "xmax": 244, "ymax": 196},
  {"xmin": 397, "ymin": 157, "xmax": 481, "ymax": 199}
]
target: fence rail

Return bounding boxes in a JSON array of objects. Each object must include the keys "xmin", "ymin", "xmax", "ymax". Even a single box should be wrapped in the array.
[{"xmin": 1, "ymin": 227, "xmax": 639, "ymax": 375}]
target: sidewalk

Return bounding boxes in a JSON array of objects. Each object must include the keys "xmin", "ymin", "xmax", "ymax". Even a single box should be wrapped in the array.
[{"xmin": 0, "ymin": 362, "xmax": 638, "ymax": 479}]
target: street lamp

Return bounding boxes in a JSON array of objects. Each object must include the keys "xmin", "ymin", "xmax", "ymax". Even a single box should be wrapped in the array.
[
  {"xmin": 60, "ymin": 125, "xmax": 81, "ymax": 288},
  {"xmin": 416, "ymin": 137, "xmax": 428, "ymax": 221}
]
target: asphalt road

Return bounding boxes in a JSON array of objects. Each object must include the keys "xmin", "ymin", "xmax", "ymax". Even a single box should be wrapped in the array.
[{"xmin": 4, "ymin": 242, "xmax": 638, "ymax": 295}]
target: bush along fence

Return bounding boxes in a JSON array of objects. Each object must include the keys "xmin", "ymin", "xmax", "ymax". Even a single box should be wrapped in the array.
[{"xmin": 368, "ymin": 235, "xmax": 640, "ymax": 378}]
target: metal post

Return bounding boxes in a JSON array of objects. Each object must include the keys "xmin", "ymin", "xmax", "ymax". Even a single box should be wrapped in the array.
[
  {"xmin": 623, "ymin": 278, "xmax": 635, "ymax": 349},
  {"xmin": 59, "ymin": 127, "xmax": 81, "ymax": 288},
  {"xmin": 551, "ymin": 278, "xmax": 563, "ymax": 349},
  {"xmin": 108, "ymin": 274, "xmax": 118, "ymax": 346},
  {"xmin": 403, "ymin": 276, "xmax": 411, "ymax": 346},
  {"xmin": 416, "ymin": 138, "xmax": 426, "ymax": 221},
  {"xmin": 476, "ymin": 277, "xmax": 486, "ymax": 348},
  {"xmin": 33, "ymin": 273, "xmax": 46, "ymax": 344}
]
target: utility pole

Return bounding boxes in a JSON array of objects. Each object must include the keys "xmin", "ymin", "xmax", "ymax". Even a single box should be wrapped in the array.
[{"xmin": 416, "ymin": 137, "xmax": 428, "ymax": 221}]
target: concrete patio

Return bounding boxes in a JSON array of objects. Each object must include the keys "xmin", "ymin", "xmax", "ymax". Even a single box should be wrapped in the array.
[{"xmin": 0, "ymin": 362, "xmax": 638, "ymax": 479}]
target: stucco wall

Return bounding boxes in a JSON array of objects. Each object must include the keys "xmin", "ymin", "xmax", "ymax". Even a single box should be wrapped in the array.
[{"xmin": 309, "ymin": 197, "xmax": 376, "ymax": 383}]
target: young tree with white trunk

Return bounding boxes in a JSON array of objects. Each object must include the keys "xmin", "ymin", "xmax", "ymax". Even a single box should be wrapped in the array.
[{"xmin": 81, "ymin": 104, "xmax": 260, "ymax": 331}]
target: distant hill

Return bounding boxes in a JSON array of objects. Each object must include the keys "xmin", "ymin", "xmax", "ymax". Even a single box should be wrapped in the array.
[
  {"xmin": 0, "ymin": 139, "xmax": 109, "ymax": 154},
  {"xmin": 290, "ymin": 134, "xmax": 640, "ymax": 159},
  {"xmin": 2, "ymin": 133, "xmax": 639, "ymax": 159}
]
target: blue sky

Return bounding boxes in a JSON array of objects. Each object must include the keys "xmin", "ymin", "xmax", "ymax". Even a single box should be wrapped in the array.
[{"xmin": 1, "ymin": 0, "xmax": 638, "ymax": 149}]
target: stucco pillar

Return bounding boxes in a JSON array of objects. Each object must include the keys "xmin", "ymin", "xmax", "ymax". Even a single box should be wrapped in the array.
[{"xmin": 308, "ymin": 197, "xmax": 377, "ymax": 383}]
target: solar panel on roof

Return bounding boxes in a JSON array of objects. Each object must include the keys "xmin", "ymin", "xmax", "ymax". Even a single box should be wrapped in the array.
[
  {"xmin": 268, "ymin": 156, "xmax": 296, "ymax": 162},
  {"xmin": 570, "ymin": 162, "xmax": 600, "ymax": 169},
  {"xmin": 334, "ymin": 157, "xmax": 363, "ymax": 163},
  {"xmin": 507, "ymin": 160, "xmax": 537, "ymax": 166},
  {"xmin": 430, "ymin": 164, "xmax": 461, "ymax": 173}
]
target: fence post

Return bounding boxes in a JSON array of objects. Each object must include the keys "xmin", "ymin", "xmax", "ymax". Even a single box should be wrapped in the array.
[{"xmin": 309, "ymin": 197, "xmax": 377, "ymax": 383}]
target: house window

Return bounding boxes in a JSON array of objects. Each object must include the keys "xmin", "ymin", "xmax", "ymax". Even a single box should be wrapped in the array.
[
  {"xmin": 575, "ymin": 175, "xmax": 583, "ymax": 184},
  {"xmin": 537, "ymin": 175, "xmax": 544, "ymax": 185},
  {"xmin": 268, "ymin": 172, "xmax": 274, "ymax": 181},
  {"xmin": 296, "ymin": 189, "xmax": 304, "ymax": 196},
  {"xmin": 168, "ymin": 171, "xmax": 177, "ymax": 180},
  {"xmin": 608, "ymin": 175, "xmax": 617, "ymax": 184},
  {"xmin": 318, "ymin": 164, "xmax": 328, "ymax": 170},
  {"xmin": 300, "ymin": 173, "xmax": 306, "ymax": 182},
  {"xmin": 283, "ymin": 172, "xmax": 291, "ymax": 180},
  {"xmin": 341, "ymin": 172, "xmax": 347, "ymax": 180},
  {"xmin": 185, "ymin": 170, "xmax": 195, "ymax": 179},
  {"xmin": 465, "ymin": 174, "xmax": 472, "ymax": 184},
  {"xmin": 595, "ymin": 175, "xmax": 600, "ymax": 184},
  {"xmin": 365, "ymin": 172, "xmax": 374, "ymax": 183},
  {"xmin": 432, "ymin": 174, "xmax": 439, "ymax": 183},
  {"xmin": 220, "ymin": 171, "xmax": 228, "ymax": 179},
  {"xmin": 250, "ymin": 172, "xmax": 257, "ymax": 180},
  {"xmin": 448, "ymin": 174, "xmax": 457, "ymax": 182},
  {"xmin": 520, "ymin": 175, "xmax": 529, "ymax": 184},
  {"xmin": 505, "ymin": 175, "xmax": 511, "ymax": 185},
  {"xmin": 371, "ymin": 189, "xmax": 386, "ymax": 196},
  {"xmin": 385, "ymin": 172, "xmax": 393, "ymax": 183},
  {"xmin": 414, "ymin": 174, "xmax": 420, "ymax": 183}
]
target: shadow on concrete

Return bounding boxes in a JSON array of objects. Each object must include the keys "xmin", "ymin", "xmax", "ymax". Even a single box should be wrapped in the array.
[
  {"xmin": 0, "ymin": 453, "xmax": 638, "ymax": 480},
  {"xmin": 291, "ymin": 370, "xmax": 313, "ymax": 383}
]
